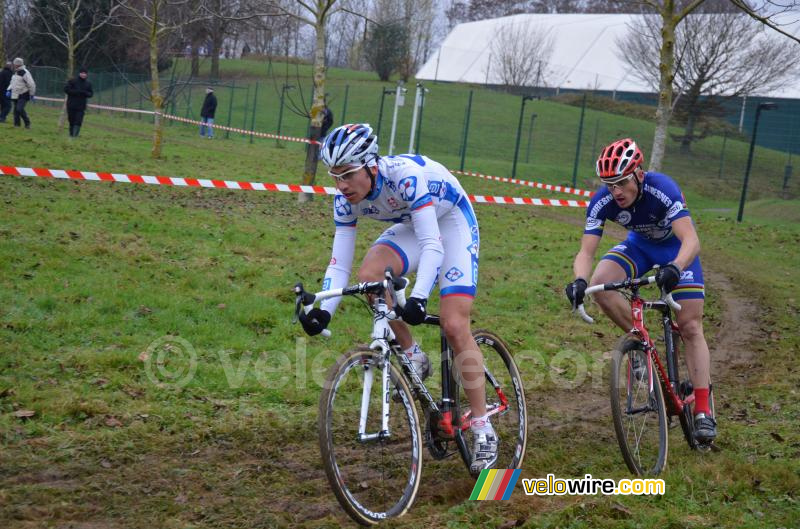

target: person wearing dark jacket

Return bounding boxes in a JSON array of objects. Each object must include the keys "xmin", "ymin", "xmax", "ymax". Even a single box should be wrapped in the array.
[
  {"xmin": 320, "ymin": 105, "xmax": 334, "ymax": 137},
  {"xmin": 200, "ymin": 87, "xmax": 217, "ymax": 138},
  {"xmin": 63, "ymin": 67, "xmax": 93, "ymax": 137},
  {"xmin": 0, "ymin": 62, "xmax": 13, "ymax": 123}
]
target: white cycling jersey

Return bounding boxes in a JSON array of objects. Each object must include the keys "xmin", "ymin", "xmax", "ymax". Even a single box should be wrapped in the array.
[{"xmin": 320, "ymin": 154, "xmax": 479, "ymax": 316}]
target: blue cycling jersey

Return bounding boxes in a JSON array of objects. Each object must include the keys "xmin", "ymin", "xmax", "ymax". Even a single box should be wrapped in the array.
[{"xmin": 584, "ymin": 172, "xmax": 691, "ymax": 243}]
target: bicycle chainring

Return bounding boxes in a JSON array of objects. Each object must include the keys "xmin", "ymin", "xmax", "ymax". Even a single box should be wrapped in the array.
[{"xmin": 425, "ymin": 410, "xmax": 454, "ymax": 460}]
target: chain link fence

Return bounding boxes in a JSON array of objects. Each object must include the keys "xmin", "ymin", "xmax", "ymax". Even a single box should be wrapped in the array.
[{"xmin": 28, "ymin": 65, "xmax": 799, "ymax": 202}]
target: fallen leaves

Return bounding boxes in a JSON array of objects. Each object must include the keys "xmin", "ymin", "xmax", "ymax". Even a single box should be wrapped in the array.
[{"xmin": 103, "ymin": 416, "xmax": 123, "ymax": 428}]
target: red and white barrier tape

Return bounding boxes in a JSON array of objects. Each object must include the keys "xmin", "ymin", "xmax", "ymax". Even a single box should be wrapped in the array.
[
  {"xmin": 36, "ymin": 96, "xmax": 156, "ymax": 116},
  {"xmin": 451, "ymin": 169, "xmax": 594, "ymax": 198},
  {"xmin": 0, "ymin": 166, "xmax": 333, "ymax": 195},
  {"xmin": 162, "ymin": 113, "xmax": 317, "ymax": 144},
  {"xmin": 33, "ymin": 97, "xmax": 594, "ymax": 197},
  {"xmin": 0, "ymin": 166, "xmax": 589, "ymax": 207},
  {"xmin": 468, "ymin": 195, "xmax": 587, "ymax": 207},
  {"xmin": 35, "ymin": 96, "xmax": 318, "ymax": 144}
]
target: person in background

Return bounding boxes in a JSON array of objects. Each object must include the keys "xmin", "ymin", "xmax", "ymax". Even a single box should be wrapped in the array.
[
  {"xmin": 320, "ymin": 103, "xmax": 334, "ymax": 137},
  {"xmin": 0, "ymin": 62, "xmax": 13, "ymax": 123},
  {"xmin": 200, "ymin": 87, "xmax": 217, "ymax": 139},
  {"xmin": 310, "ymin": 101, "xmax": 334, "ymax": 164},
  {"xmin": 9, "ymin": 57, "xmax": 36, "ymax": 129},
  {"xmin": 64, "ymin": 66, "xmax": 93, "ymax": 137}
]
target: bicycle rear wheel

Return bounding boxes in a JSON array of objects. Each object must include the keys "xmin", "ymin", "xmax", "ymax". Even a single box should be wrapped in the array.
[
  {"xmin": 673, "ymin": 332, "xmax": 717, "ymax": 450},
  {"xmin": 454, "ymin": 330, "xmax": 527, "ymax": 477},
  {"xmin": 319, "ymin": 347, "xmax": 422, "ymax": 526},
  {"xmin": 610, "ymin": 338, "xmax": 668, "ymax": 476}
]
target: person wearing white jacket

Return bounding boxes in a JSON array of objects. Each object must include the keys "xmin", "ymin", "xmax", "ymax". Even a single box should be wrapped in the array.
[{"xmin": 9, "ymin": 58, "xmax": 35, "ymax": 128}]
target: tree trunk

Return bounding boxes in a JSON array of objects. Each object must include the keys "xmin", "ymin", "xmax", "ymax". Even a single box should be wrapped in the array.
[
  {"xmin": 210, "ymin": 41, "xmax": 220, "ymax": 79},
  {"xmin": 680, "ymin": 112, "xmax": 696, "ymax": 155},
  {"xmin": 0, "ymin": 0, "xmax": 5, "ymax": 62},
  {"xmin": 650, "ymin": 1, "xmax": 677, "ymax": 173},
  {"xmin": 298, "ymin": 8, "xmax": 328, "ymax": 204},
  {"xmin": 210, "ymin": 24, "xmax": 223, "ymax": 79},
  {"xmin": 150, "ymin": 20, "xmax": 164, "ymax": 159},
  {"xmin": 191, "ymin": 44, "xmax": 200, "ymax": 77},
  {"xmin": 679, "ymin": 84, "xmax": 703, "ymax": 155}
]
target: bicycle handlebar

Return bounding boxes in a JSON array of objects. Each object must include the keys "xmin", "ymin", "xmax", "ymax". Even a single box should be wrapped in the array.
[
  {"xmin": 294, "ymin": 267, "xmax": 410, "ymax": 338},
  {"xmin": 575, "ymin": 275, "xmax": 681, "ymax": 324}
]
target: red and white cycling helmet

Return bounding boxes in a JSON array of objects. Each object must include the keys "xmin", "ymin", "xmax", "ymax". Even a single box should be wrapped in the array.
[{"xmin": 596, "ymin": 138, "xmax": 643, "ymax": 183}]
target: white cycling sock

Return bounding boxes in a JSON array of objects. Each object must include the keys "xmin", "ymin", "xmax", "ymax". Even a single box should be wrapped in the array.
[{"xmin": 471, "ymin": 413, "xmax": 494, "ymax": 435}]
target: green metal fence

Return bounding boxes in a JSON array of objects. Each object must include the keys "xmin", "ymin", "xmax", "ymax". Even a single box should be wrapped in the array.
[{"xmin": 27, "ymin": 65, "xmax": 799, "ymax": 202}]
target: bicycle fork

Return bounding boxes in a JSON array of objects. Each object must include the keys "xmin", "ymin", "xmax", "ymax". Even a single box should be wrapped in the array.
[
  {"xmin": 357, "ymin": 298, "xmax": 395, "ymax": 443},
  {"xmin": 356, "ymin": 353, "xmax": 391, "ymax": 442}
]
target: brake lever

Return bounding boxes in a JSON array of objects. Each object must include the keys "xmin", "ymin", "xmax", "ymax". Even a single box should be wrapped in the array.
[{"xmin": 292, "ymin": 283, "xmax": 304, "ymax": 323}]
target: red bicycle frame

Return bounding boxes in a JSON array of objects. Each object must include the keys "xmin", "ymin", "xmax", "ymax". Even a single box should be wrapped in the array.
[{"xmin": 629, "ymin": 296, "xmax": 693, "ymax": 416}]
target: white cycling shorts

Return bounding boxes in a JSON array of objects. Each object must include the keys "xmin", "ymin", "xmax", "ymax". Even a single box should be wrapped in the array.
[{"xmin": 373, "ymin": 197, "xmax": 479, "ymax": 298}]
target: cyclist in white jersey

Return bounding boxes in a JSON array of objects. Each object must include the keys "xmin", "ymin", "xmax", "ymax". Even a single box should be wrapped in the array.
[{"xmin": 298, "ymin": 123, "xmax": 498, "ymax": 473}]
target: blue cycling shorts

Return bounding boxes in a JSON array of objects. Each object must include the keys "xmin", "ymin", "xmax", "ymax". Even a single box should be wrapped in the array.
[{"xmin": 601, "ymin": 234, "xmax": 705, "ymax": 301}]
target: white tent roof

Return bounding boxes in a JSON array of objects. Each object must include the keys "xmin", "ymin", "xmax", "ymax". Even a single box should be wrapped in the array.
[{"xmin": 416, "ymin": 13, "xmax": 800, "ymax": 99}]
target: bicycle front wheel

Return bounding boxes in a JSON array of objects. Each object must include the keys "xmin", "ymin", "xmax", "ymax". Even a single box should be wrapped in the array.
[
  {"xmin": 318, "ymin": 347, "xmax": 423, "ymax": 526},
  {"xmin": 454, "ymin": 330, "xmax": 527, "ymax": 477},
  {"xmin": 610, "ymin": 338, "xmax": 668, "ymax": 476}
]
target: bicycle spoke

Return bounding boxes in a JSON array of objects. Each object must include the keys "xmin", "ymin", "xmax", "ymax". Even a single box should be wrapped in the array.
[
  {"xmin": 454, "ymin": 331, "xmax": 527, "ymax": 476},
  {"xmin": 610, "ymin": 341, "xmax": 668, "ymax": 476},
  {"xmin": 320, "ymin": 349, "xmax": 422, "ymax": 524}
]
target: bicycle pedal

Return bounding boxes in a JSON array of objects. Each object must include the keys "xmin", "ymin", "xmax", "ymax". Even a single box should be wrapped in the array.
[{"xmin": 698, "ymin": 441, "xmax": 719, "ymax": 453}]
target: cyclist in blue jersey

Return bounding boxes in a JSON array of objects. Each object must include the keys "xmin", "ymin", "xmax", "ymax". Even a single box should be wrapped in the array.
[
  {"xmin": 299, "ymin": 123, "xmax": 498, "ymax": 473},
  {"xmin": 565, "ymin": 138, "xmax": 716, "ymax": 442}
]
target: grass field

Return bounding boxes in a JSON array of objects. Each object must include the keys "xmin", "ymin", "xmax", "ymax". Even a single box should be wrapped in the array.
[{"xmin": 1, "ymin": 95, "xmax": 799, "ymax": 528}]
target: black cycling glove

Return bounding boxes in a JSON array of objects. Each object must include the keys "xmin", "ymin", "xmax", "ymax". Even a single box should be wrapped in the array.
[
  {"xmin": 299, "ymin": 308, "xmax": 331, "ymax": 336},
  {"xmin": 655, "ymin": 263, "xmax": 681, "ymax": 293},
  {"xmin": 400, "ymin": 297, "xmax": 427, "ymax": 326},
  {"xmin": 565, "ymin": 278, "xmax": 588, "ymax": 310}
]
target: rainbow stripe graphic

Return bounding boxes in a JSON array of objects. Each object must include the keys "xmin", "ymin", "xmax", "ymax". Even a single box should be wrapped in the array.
[{"xmin": 469, "ymin": 469, "xmax": 521, "ymax": 500}]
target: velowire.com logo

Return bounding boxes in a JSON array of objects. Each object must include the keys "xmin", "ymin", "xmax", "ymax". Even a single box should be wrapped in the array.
[{"xmin": 469, "ymin": 469, "xmax": 522, "ymax": 501}]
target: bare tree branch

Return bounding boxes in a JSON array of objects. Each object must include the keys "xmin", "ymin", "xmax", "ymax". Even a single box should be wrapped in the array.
[
  {"xmin": 621, "ymin": 7, "xmax": 800, "ymax": 159},
  {"xmin": 265, "ymin": 1, "xmax": 315, "ymax": 26},
  {"xmin": 487, "ymin": 19, "xmax": 555, "ymax": 88},
  {"xmin": 729, "ymin": 0, "xmax": 800, "ymax": 43}
]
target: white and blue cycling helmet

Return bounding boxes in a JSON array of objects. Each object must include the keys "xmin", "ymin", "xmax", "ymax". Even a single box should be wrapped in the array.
[{"xmin": 320, "ymin": 123, "xmax": 379, "ymax": 168}]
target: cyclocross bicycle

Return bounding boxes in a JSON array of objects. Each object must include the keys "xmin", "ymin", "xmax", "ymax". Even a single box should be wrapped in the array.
[
  {"xmin": 294, "ymin": 268, "xmax": 527, "ymax": 525},
  {"xmin": 576, "ymin": 275, "xmax": 715, "ymax": 476}
]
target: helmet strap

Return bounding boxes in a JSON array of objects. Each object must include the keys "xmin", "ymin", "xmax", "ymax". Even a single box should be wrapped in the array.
[
  {"xmin": 366, "ymin": 163, "xmax": 377, "ymax": 192},
  {"xmin": 634, "ymin": 169, "xmax": 644, "ymax": 205}
]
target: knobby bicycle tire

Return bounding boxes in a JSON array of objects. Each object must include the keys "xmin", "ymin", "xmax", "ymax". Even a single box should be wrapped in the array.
[
  {"xmin": 610, "ymin": 338, "xmax": 668, "ymax": 476},
  {"xmin": 454, "ymin": 330, "xmax": 527, "ymax": 478},
  {"xmin": 319, "ymin": 347, "xmax": 423, "ymax": 526},
  {"xmin": 671, "ymin": 331, "xmax": 699, "ymax": 449}
]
